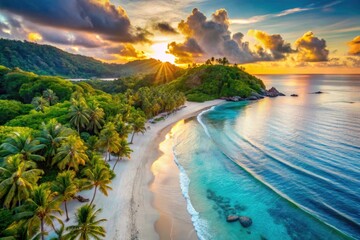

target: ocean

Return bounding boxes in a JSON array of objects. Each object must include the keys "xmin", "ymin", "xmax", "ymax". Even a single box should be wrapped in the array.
[{"xmin": 171, "ymin": 75, "xmax": 360, "ymax": 239}]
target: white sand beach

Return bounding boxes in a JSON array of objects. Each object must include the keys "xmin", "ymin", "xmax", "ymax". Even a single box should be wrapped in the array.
[{"xmin": 62, "ymin": 100, "xmax": 223, "ymax": 240}]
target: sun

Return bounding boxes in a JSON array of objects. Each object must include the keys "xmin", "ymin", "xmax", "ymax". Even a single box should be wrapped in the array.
[{"xmin": 150, "ymin": 42, "xmax": 176, "ymax": 64}]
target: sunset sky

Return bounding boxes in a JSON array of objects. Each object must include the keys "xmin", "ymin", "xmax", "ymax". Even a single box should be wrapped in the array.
[{"xmin": 0, "ymin": 0, "xmax": 359, "ymax": 74}]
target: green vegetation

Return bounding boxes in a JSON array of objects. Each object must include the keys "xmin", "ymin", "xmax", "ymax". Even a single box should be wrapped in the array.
[
  {"xmin": 0, "ymin": 100, "xmax": 32, "ymax": 125},
  {"xmin": 65, "ymin": 204, "xmax": 106, "ymax": 240},
  {"xmin": 0, "ymin": 39, "xmax": 179, "ymax": 78},
  {"xmin": 0, "ymin": 49, "xmax": 266, "ymax": 238},
  {"xmin": 168, "ymin": 64, "xmax": 265, "ymax": 102},
  {"xmin": 0, "ymin": 64, "xmax": 187, "ymax": 239}
]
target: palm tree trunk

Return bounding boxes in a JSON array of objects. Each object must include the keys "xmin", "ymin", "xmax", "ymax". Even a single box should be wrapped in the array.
[
  {"xmin": 65, "ymin": 201, "xmax": 69, "ymax": 221},
  {"xmin": 90, "ymin": 186, "xmax": 97, "ymax": 206},
  {"xmin": 130, "ymin": 131, "xmax": 135, "ymax": 144},
  {"xmin": 77, "ymin": 125, "xmax": 80, "ymax": 134},
  {"xmin": 107, "ymin": 143, "xmax": 110, "ymax": 161},
  {"xmin": 112, "ymin": 156, "xmax": 120, "ymax": 171},
  {"xmin": 41, "ymin": 219, "xmax": 45, "ymax": 240}
]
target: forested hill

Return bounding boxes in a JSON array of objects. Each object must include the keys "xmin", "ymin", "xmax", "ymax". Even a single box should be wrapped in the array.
[
  {"xmin": 168, "ymin": 65, "xmax": 266, "ymax": 102},
  {"xmin": 0, "ymin": 39, "xmax": 179, "ymax": 78}
]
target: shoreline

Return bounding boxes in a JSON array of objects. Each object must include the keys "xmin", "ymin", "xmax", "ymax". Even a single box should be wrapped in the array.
[
  {"xmin": 135, "ymin": 100, "xmax": 224, "ymax": 240},
  {"xmin": 60, "ymin": 100, "xmax": 224, "ymax": 240}
]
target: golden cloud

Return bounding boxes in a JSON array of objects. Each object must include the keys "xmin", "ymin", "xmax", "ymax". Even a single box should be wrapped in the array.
[
  {"xmin": 348, "ymin": 36, "xmax": 360, "ymax": 56},
  {"xmin": 294, "ymin": 31, "xmax": 329, "ymax": 62},
  {"xmin": 27, "ymin": 32, "xmax": 42, "ymax": 42}
]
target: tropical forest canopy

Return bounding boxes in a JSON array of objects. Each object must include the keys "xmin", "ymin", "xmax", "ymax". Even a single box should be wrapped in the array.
[{"xmin": 0, "ymin": 64, "xmax": 186, "ymax": 239}]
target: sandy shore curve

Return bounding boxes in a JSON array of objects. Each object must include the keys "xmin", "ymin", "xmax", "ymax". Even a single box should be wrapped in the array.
[{"xmin": 61, "ymin": 100, "xmax": 223, "ymax": 240}]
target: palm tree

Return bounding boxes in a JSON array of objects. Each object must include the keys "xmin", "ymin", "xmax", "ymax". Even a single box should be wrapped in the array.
[
  {"xmin": 1, "ymin": 219, "xmax": 39, "ymax": 240},
  {"xmin": 84, "ymin": 165, "xmax": 112, "ymax": 205},
  {"xmin": 38, "ymin": 119, "xmax": 69, "ymax": 162},
  {"xmin": 68, "ymin": 98, "xmax": 90, "ymax": 133},
  {"xmin": 86, "ymin": 102, "xmax": 105, "ymax": 135},
  {"xmin": 129, "ymin": 117, "xmax": 146, "ymax": 144},
  {"xmin": 52, "ymin": 135, "xmax": 88, "ymax": 171},
  {"xmin": 51, "ymin": 170, "xmax": 78, "ymax": 221},
  {"xmin": 0, "ymin": 132, "xmax": 45, "ymax": 162},
  {"xmin": 43, "ymin": 89, "xmax": 59, "ymax": 106},
  {"xmin": 31, "ymin": 96, "xmax": 49, "ymax": 112},
  {"xmin": 65, "ymin": 204, "xmax": 106, "ymax": 240},
  {"xmin": 112, "ymin": 139, "xmax": 132, "ymax": 171},
  {"xmin": 114, "ymin": 114, "xmax": 131, "ymax": 139},
  {"xmin": 15, "ymin": 184, "xmax": 63, "ymax": 240},
  {"xmin": 97, "ymin": 122, "xmax": 120, "ymax": 161},
  {"xmin": 51, "ymin": 224, "xmax": 65, "ymax": 240},
  {"xmin": 0, "ymin": 155, "xmax": 43, "ymax": 208}
]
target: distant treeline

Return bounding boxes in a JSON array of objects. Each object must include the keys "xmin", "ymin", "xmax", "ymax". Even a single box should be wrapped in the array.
[{"xmin": 0, "ymin": 39, "xmax": 179, "ymax": 78}]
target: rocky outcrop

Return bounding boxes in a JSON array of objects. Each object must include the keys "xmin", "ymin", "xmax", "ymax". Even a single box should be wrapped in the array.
[
  {"xmin": 290, "ymin": 94, "xmax": 298, "ymax": 97},
  {"xmin": 227, "ymin": 215, "xmax": 239, "ymax": 222},
  {"xmin": 222, "ymin": 87, "xmax": 286, "ymax": 101},
  {"xmin": 266, "ymin": 87, "xmax": 285, "ymax": 97},
  {"xmin": 251, "ymin": 92, "xmax": 265, "ymax": 99},
  {"xmin": 246, "ymin": 96, "xmax": 258, "ymax": 101},
  {"xmin": 239, "ymin": 216, "xmax": 253, "ymax": 228},
  {"xmin": 223, "ymin": 96, "xmax": 244, "ymax": 102}
]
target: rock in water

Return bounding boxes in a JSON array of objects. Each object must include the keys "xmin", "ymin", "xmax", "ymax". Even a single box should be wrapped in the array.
[
  {"xmin": 266, "ymin": 87, "xmax": 285, "ymax": 97},
  {"xmin": 290, "ymin": 94, "xmax": 298, "ymax": 97},
  {"xmin": 239, "ymin": 216, "xmax": 252, "ymax": 227},
  {"xmin": 226, "ymin": 215, "xmax": 239, "ymax": 222}
]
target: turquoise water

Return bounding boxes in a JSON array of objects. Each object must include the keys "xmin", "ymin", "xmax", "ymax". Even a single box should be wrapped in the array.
[{"xmin": 172, "ymin": 75, "xmax": 360, "ymax": 240}]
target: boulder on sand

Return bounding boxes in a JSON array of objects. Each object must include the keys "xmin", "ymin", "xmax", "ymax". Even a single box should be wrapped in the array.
[
  {"xmin": 239, "ymin": 216, "xmax": 252, "ymax": 227},
  {"xmin": 290, "ymin": 94, "xmax": 298, "ymax": 97},
  {"xmin": 227, "ymin": 215, "xmax": 239, "ymax": 222}
]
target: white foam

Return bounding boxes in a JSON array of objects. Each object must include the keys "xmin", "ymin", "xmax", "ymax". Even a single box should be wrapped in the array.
[
  {"xmin": 197, "ymin": 106, "xmax": 216, "ymax": 138},
  {"xmin": 172, "ymin": 149, "xmax": 213, "ymax": 240}
]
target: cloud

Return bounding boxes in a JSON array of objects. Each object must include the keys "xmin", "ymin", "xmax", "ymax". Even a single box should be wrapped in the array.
[
  {"xmin": 169, "ymin": 8, "xmax": 244, "ymax": 63},
  {"xmin": 168, "ymin": 8, "xmax": 293, "ymax": 64},
  {"xmin": 248, "ymin": 30, "xmax": 294, "ymax": 60},
  {"xmin": 168, "ymin": 38, "xmax": 203, "ymax": 63},
  {"xmin": 230, "ymin": 1, "xmax": 343, "ymax": 25},
  {"xmin": 0, "ymin": 0, "xmax": 150, "ymax": 43},
  {"xmin": 0, "ymin": 13, "xmax": 25, "ymax": 38},
  {"xmin": 231, "ymin": 7, "xmax": 313, "ymax": 24},
  {"xmin": 294, "ymin": 31, "xmax": 329, "ymax": 62},
  {"xmin": 27, "ymin": 32, "xmax": 42, "ymax": 42},
  {"xmin": 152, "ymin": 22, "xmax": 178, "ymax": 34},
  {"xmin": 348, "ymin": 36, "xmax": 360, "ymax": 56},
  {"xmin": 106, "ymin": 44, "xmax": 145, "ymax": 58},
  {"xmin": 35, "ymin": 29, "xmax": 104, "ymax": 48}
]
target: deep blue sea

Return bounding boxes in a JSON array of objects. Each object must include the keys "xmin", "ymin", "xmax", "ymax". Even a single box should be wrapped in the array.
[{"xmin": 172, "ymin": 75, "xmax": 360, "ymax": 240}]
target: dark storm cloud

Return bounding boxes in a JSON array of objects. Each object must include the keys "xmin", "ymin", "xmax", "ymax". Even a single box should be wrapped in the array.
[
  {"xmin": 0, "ymin": 0, "xmax": 150, "ymax": 42},
  {"xmin": 152, "ymin": 22, "xmax": 178, "ymax": 34},
  {"xmin": 294, "ymin": 31, "xmax": 329, "ymax": 62}
]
